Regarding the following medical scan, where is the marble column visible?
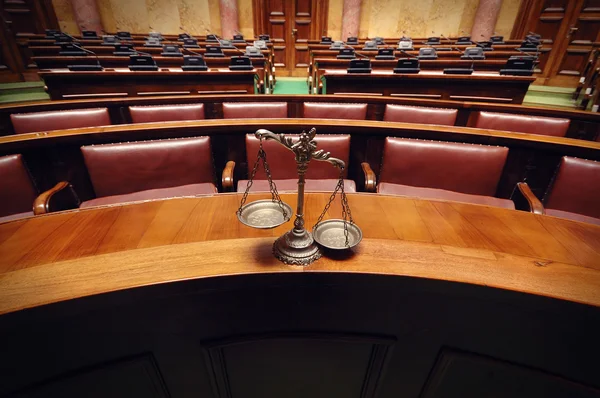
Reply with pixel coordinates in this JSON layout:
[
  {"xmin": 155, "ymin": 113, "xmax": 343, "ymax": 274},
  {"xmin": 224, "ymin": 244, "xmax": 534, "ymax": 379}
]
[
  {"xmin": 341, "ymin": 0, "xmax": 361, "ymax": 40},
  {"xmin": 471, "ymin": 0, "xmax": 503, "ymax": 41},
  {"xmin": 70, "ymin": 0, "xmax": 103, "ymax": 34},
  {"xmin": 219, "ymin": 0, "xmax": 239, "ymax": 39}
]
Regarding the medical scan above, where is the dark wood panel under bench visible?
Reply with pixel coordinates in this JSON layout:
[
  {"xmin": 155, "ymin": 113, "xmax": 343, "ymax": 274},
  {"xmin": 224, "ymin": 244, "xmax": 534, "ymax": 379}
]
[
  {"xmin": 39, "ymin": 70, "xmax": 260, "ymax": 100},
  {"xmin": 321, "ymin": 71, "xmax": 536, "ymax": 104}
]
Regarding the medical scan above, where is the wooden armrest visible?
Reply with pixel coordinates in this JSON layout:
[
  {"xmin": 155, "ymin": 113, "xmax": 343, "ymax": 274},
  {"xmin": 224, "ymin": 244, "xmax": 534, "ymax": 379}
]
[
  {"xmin": 516, "ymin": 182, "xmax": 545, "ymax": 215},
  {"xmin": 33, "ymin": 181, "xmax": 79, "ymax": 215},
  {"xmin": 222, "ymin": 161, "xmax": 236, "ymax": 191},
  {"xmin": 361, "ymin": 162, "xmax": 377, "ymax": 192}
]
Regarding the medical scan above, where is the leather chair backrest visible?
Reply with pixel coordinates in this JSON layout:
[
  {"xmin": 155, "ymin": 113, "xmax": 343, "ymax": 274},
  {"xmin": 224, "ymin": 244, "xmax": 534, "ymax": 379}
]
[
  {"xmin": 383, "ymin": 104, "xmax": 458, "ymax": 126},
  {"xmin": 129, "ymin": 104, "xmax": 205, "ymax": 123},
  {"xmin": 544, "ymin": 156, "xmax": 600, "ymax": 219},
  {"xmin": 380, "ymin": 138, "xmax": 508, "ymax": 196},
  {"xmin": 81, "ymin": 137, "xmax": 214, "ymax": 198},
  {"xmin": 0, "ymin": 154, "xmax": 37, "ymax": 217},
  {"xmin": 303, "ymin": 102, "xmax": 368, "ymax": 120},
  {"xmin": 223, "ymin": 102, "xmax": 288, "ymax": 118},
  {"xmin": 245, "ymin": 134, "xmax": 350, "ymax": 180},
  {"xmin": 472, "ymin": 111, "xmax": 570, "ymax": 137},
  {"xmin": 11, "ymin": 108, "xmax": 111, "ymax": 134}
]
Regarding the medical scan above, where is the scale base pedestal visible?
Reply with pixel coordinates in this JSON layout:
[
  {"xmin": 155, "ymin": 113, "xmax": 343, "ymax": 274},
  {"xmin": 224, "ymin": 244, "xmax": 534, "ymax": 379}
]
[{"xmin": 273, "ymin": 229, "xmax": 322, "ymax": 266}]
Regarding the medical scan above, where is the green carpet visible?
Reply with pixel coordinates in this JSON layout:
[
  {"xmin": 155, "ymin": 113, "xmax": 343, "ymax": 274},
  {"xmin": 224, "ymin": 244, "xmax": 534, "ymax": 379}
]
[
  {"xmin": 0, "ymin": 79, "xmax": 578, "ymax": 109},
  {"xmin": 273, "ymin": 77, "xmax": 309, "ymax": 95},
  {"xmin": 0, "ymin": 81, "xmax": 49, "ymax": 103}
]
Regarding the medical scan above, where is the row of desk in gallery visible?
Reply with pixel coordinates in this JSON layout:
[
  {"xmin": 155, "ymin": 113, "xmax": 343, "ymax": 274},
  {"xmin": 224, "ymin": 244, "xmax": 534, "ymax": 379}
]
[{"xmin": 38, "ymin": 68, "xmax": 534, "ymax": 103}]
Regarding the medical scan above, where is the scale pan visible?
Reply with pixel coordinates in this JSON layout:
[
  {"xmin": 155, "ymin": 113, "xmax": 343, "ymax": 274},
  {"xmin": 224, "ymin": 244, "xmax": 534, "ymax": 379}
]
[
  {"xmin": 313, "ymin": 219, "xmax": 363, "ymax": 249},
  {"xmin": 237, "ymin": 199, "xmax": 293, "ymax": 229}
]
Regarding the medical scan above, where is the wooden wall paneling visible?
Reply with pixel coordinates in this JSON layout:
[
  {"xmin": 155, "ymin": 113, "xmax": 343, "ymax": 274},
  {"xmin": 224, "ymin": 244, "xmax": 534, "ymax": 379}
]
[
  {"xmin": 269, "ymin": 0, "xmax": 289, "ymax": 73},
  {"xmin": 536, "ymin": 0, "xmax": 576, "ymax": 81},
  {"xmin": 203, "ymin": 333, "xmax": 394, "ymax": 398},
  {"xmin": 0, "ymin": 12, "xmax": 24, "ymax": 82},
  {"xmin": 421, "ymin": 348, "xmax": 600, "ymax": 398},
  {"xmin": 0, "ymin": 0, "xmax": 59, "ymax": 81},
  {"xmin": 546, "ymin": 0, "xmax": 600, "ymax": 86},
  {"xmin": 253, "ymin": 0, "xmax": 328, "ymax": 75},
  {"xmin": 11, "ymin": 354, "xmax": 171, "ymax": 398}
]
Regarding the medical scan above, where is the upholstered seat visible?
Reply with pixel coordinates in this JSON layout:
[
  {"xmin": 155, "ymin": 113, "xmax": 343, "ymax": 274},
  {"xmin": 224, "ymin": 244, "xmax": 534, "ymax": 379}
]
[
  {"xmin": 383, "ymin": 104, "xmax": 458, "ymax": 126},
  {"xmin": 377, "ymin": 183, "xmax": 514, "ymax": 209},
  {"xmin": 237, "ymin": 179, "xmax": 356, "ymax": 193},
  {"xmin": 223, "ymin": 102, "xmax": 288, "ymax": 118},
  {"xmin": 236, "ymin": 134, "xmax": 356, "ymax": 193},
  {"xmin": 303, "ymin": 102, "xmax": 368, "ymax": 120},
  {"xmin": 544, "ymin": 209, "xmax": 600, "ymax": 226},
  {"xmin": 0, "ymin": 154, "xmax": 37, "ymax": 222},
  {"xmin": 542, "ymin": 156, "xmax": 600, "ymax": 225},
  {"xmin": 80, "ymin": 183, "xmax": 216, "ymax": 208},
  {"xmin": 129, "ymin": 104, "xmax": 205, "ymax": 123},
  {"xmin": 375, "ymin": 138, "xmax": 511, "ymax": 209},
  {"xmin": 472, "ymin": 111, "xmax": 570, "ymax": 137},
  {"xmin": 11, "ymin": 108, "xmax": 111, "ymax": 134},
  {"xmin": 81, "ymin": 136, "xmax": 217, "ymax": 207}
]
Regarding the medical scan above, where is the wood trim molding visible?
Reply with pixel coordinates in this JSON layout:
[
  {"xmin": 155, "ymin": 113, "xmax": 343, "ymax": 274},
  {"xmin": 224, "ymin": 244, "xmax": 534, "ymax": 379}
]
[
  {"xmin": 252, "ymin": 0, "xmax": 267, "ymax": 37},
  {"xmin": 511, "ymin": 0, "xmax": 539, "ymax": 39},
  {"xmin": 203, "ymin": 332, "xmax": 394, "ymax": 398},
  {"xmin": 312, "ymin": 0, "xmax": 329, "ymax": 38}
]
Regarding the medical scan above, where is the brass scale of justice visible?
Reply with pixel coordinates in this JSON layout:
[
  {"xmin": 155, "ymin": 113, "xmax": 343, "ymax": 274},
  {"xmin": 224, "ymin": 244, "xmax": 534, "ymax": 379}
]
[{"xmin": 236, "ymin": 128, "xmax": 363, "ymax": 266}]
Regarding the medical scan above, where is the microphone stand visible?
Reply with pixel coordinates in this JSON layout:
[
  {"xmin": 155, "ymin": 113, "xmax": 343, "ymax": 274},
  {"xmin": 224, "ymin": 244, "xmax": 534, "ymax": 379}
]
[
  {"xmin": 443, "ymin": 46, "xmax": 474, "ymax": 75},
  {"xmin": 58, "ymin": 34, "xmax": 103, "ymax": 71}
]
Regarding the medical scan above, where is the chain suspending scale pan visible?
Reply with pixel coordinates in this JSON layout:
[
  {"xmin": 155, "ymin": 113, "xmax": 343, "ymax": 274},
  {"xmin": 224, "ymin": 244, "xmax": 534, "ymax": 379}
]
[{"xmin": 237, "ymin": 128, "xmax": 362, "ymax": 266}]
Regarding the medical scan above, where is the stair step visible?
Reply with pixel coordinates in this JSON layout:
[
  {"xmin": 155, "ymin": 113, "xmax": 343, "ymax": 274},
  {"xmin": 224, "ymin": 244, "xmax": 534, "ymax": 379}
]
[{"xmin": 0, "ymin": 92, "xmax": 50, "ymax": 104}]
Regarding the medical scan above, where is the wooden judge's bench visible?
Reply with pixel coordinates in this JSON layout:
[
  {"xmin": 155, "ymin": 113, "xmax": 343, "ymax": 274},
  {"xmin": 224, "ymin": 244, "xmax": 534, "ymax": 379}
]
[
  {"xmin": 40, "ymin": 69, "xmax": 260, "ymax": 99},
  {"xmin": 0, "ymin": 191, "xmax": 599, "ymax": 397}
]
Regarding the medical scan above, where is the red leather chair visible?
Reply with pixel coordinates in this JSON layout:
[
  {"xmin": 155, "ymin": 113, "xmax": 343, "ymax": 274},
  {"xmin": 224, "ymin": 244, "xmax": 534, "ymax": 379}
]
[
  {"xmin": 303, "ymin": 102, "xmax": 368, "ymax": 120},
  {"xmin": 129, "ymin": 104, "xmax": 205, "ymax": 123},
  {"xmin": 222, "ymin": 102, "xmax": 288, "ymax": 118},
  {"xmin": 472, "ymin": 111, "xmax": 570, "ymax": 137},
  {"xmin": 542, "ymin": 156, "xmax": 600, "ymax": 225},
  {"xmin": 373, "ymin": 137, "xmax": 513, "ymax": 209},
  {"xmin": 0, "ymin": 154, "xmax": 37, "ymax": 222},
  {"xmin": 383, "ymin": 104, "xmax": 458, "ymax": 126},
  {"xmin": 11, "ymin": 108, "xmax": 111, "ymax": 134},
  {"xmin": 80, "ymin": 137, "xmax": 217, "ymax": 208},
  {"xmin": 233, "ymin": 134, "xmax": 356, "ymax": 193}
]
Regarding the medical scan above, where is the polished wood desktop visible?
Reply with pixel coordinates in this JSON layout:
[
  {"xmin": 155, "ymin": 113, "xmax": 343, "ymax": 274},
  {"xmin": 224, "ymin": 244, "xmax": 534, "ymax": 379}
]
[
  {"xmin": 321, "ymin": 70, "xmax": 536, "ymax": 103},
  {"xmin": 39, "ymin": 69, "xmax": 259, "ymax": 99},
  {"xmin": 1, "ymin": 192, "xmax": 599, "ymax": 315}
]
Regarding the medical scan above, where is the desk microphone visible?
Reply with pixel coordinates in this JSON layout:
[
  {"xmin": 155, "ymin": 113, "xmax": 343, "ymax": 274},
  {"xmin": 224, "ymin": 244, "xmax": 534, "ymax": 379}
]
[
  {"xmin": 65, "ymin": 42, "xmax": 104, "ymax": 71},
  {"xmin": 471, "ymin": 34, "xmax": 493, "ymax": 51},
  {"xmin": 342, "ymin": 42, "xmax": 371, "ymax": 60},
  {"xmin": 398, "ymin": 49, "xmax": 417, "ymax": 58},
  {"xmin": 443, "ymin": 46, "xmax": 474, "ymax": 75},
  {"xmin": 341, "ymin": 42, "xmax": 372, "ymax": 73},
  {"xmin": 436, "ymin": 33, "xmax": 454, "ymax": 51},
  {"xmin": 394, "ymin": 49, "xmax": 420, "ymax": 73},
  {"xmin": 211, "ymin": 32, "xmax": 254, "ymax": 70},
  {"xmin": 181, "ymin": 46, "xmax": 208, "ymax": 71}
]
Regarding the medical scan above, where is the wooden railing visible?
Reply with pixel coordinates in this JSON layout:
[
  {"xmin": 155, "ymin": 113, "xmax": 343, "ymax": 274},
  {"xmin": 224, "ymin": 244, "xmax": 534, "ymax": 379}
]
[
  {"xmin": 1, "ymin": 118, "xmax": 598, "ymax": 206},
  {"xmin": 1, "ymin": 95, "xmax": 598, "ymax": 140}
]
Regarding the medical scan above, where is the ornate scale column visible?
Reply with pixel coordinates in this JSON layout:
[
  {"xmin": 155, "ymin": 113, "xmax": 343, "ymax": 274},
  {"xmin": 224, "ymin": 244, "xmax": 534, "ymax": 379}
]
[
  {"xmin": 69, "ymin": 0, "xmax": 103, "ymax": 34},
  {"xmin": 471, "ymin": 0, "xmax": 503, "ymax": 41}
]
